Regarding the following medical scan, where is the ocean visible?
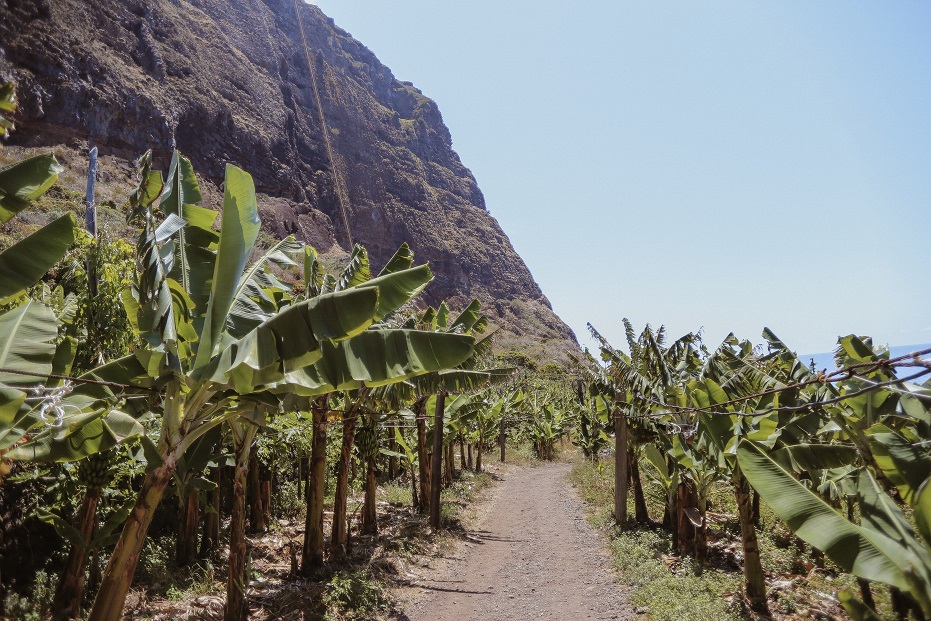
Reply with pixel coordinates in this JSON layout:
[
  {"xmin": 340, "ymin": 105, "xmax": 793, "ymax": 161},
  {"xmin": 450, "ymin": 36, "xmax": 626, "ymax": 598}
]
[{"xmin": 801, "ymin": 343, "xmax": 931, "ymax": 374}]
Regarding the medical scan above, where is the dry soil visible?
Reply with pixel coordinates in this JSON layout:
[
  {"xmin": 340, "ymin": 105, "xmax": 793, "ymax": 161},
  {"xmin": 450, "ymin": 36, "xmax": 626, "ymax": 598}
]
[{"xmin": 400, "ymin": 462, "xmax": 633, "ymax": 621}]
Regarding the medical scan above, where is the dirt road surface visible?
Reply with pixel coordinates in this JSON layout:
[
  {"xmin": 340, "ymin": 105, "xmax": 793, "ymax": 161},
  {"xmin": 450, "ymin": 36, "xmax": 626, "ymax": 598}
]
[{"xmin": 401, "ymin": 462, "xmax": 633, "ymax": 621}]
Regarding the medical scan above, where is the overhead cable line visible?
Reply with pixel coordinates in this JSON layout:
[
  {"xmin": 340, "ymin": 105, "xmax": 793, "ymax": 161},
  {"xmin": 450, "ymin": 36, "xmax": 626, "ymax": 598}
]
[{"xmin": 292, "ymin": 0, "xmax": 354, "ymax": 248}]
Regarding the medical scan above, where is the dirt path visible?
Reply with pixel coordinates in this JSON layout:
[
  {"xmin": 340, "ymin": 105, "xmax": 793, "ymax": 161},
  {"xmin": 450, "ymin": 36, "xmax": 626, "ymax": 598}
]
[{"xmin": 400, "ymin": 463, "xmax": 633, "ymax": 621}]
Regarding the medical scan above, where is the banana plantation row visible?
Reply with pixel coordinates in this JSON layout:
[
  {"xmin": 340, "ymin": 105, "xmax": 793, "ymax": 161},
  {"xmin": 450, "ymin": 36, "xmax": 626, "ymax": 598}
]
[
  {"xmin": 0, "ymin": 84, "xmax": 573, "ymax": 620},
  {"xmin": 579, "ymin": 321, "xmax": 931, "ymax": 620},
  {"xmin": 2, "ymin": 81, "xmax": 930, "ymax": 621}
]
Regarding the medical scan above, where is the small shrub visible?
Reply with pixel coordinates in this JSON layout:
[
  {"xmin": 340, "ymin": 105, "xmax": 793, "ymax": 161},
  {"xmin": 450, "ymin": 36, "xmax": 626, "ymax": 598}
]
[
  {"xmin": 507, "ymin": 441, "xmax": 543, "ymax": 467},
  {"xmin": 380, "ymin": 482, "xmax": 412, "ymax": 506},
  {"xmin": 2, "ymin": 570, "xmax": 55, "ymax": 621},
  {"xmin": 323, "ymin": 570, "xmax": 393, "ymax": 620},
  {"xmin": 138, "ymin": 535, "xmax": 176, "ymax": 585},
  {"xmin": 272, "ymin": 478, "xmax": 306, "ymax": 519}
]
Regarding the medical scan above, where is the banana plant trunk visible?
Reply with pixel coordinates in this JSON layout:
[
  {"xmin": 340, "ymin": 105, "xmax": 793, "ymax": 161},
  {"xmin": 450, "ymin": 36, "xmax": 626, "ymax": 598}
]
[
  {"xmin": 302, "ymin": 401, "xmax": 328, "ymax": 572},
  {"xmin": 444, "ymin": 442, "xmax": 454, "ymax": 485},
  {"xmin": 226, "ymin": 424, "xmax": 256, "ymax": 621},
  {"xmin": 416, "ymin": 403, "xmax": 430, "ymax": 514},
  {"xmin": 847, "ymin": 499, "xmax": 876, "ymax": 611},
  {"xmin": 467, "ymin": 442, "xmax": 474, "ymax": 470},
  {"xmin": 499, "ymin": 419, "xmax": 506, "ymax": 463},
  {"xmin": 330, "ymin": 412, "xmax": 357, "ymax": 560},
  {"xmin": 676, "ymin": 480, "xmax": 697, "ymax": 553},
  {"xmin": 52, "ymin": 486, "xmax": 101, "ymax": 620},
  {"xmin": 734, "ymin": 472, "xmax": 768, "ymax": 613},
  {"xmin": 629, "ymin": 449, "xmax": 649, "ymax": 523},
  {"xmin": 614, "ymin": 409, "xmax": 628, "ymax": 529},
  {"xmin": 409, "ymin": 462, "xmax": 419, "ymax": 508},
  {"xmin": 88, "ymin": 455, "xmax": 175, "ymax": 621},
  {"xmin": 429, "ymin": 391, "xmax": 446, "ymax": 530},
  {"xmin": 459, "ymin": 434, "xmax": 467, "ymax": 472},
  {"xmin": 260, "ymin": 471, "xmax": 271, "ymax": 527},
  {"xmin": 201, "ymin": 446, "xmax": 222, "ymax": 556},
  {"xmin": 388, "ymin": 433, "xmax": 398, "ymax": 480},
  {"xmin": 476, "ymin": 430, "xmax": 483, "ymax": 473},
  {"xmin": 361, "ymin": 455, "xmax": 377, "ymax": 534},
  {"xmin": 248, "ymin": 455, "xmax": 266, "ymax": 533},
  {"xmin": 696, "ymin": 494, "xmax": 708, "ymax": 564},
  {"xmin": 176, "ymin": 489, "xmax": 200, "ymax": 565}
]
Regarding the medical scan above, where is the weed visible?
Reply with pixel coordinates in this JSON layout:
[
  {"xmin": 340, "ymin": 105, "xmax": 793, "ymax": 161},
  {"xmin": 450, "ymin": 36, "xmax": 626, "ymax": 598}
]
[
  {"xmin": 272, "ymin": 479, "xmax": 306, "ymax": 520},
  {"xmin": 631, "ymin": 558, "xmax": 742, "ymax": 621},
  {"xmin": 323, "ymin": 569, "xmax": 393, "ymax": 620},
  {"xmin": 571, "ymin": 457, "xmax": 745, "ymax": 621},
  {"xmin": 380, "ymin": 482, "xmax": 412, "ymax": 506},
  {"xmin": 2, "ymin": 570, "xmax": 55, "ymax": 621},
  {"xmin": 506, "ymin": 441, "xmax": 543, "ymax": 467},
  {"xmin": 138, "ymin": 536, "xmax": 175, "ymax": 585}
]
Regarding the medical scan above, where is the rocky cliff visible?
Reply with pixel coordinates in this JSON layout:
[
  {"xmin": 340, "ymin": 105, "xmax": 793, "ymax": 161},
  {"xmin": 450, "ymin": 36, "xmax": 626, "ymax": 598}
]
[{"xmin": 0, "ymin": 0, "xmax": 578, "ymax": 362}]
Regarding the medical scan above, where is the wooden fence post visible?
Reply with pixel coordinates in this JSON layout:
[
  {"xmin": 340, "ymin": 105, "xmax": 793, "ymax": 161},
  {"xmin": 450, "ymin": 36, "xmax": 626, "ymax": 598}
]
[{"xmin": 84, "ymin": 146, "xmax": 98, "ymax": 238}]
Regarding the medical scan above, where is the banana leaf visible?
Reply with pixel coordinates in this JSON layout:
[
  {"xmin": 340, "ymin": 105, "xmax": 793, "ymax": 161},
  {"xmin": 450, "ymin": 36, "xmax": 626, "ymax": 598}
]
[
  {"xmin": 193, "ymin": 164, "xmax": 260, "ymax": 369},
  {"xmin": 8, "ymin": 408, "xmax": 145, "ymax": 462},
  {"xmin": 771, "ymin": 443, "xmax": 858, "ymax": 473},
  {"xmin": 276, "ymin": 330, "xmax": 474, "ymax": 396},
  {"xmin": 738, "ymin": 439, "xmax": 922, "ymax": 591},
  {"xmin": 0, "ymin": 154, "xmax": 63, "ymax": 222},
  {"xmin": 866, "ymin": 423, "xmax": 931, "ymax": 506},
  {"xmin": 377, "ymin": 243, "xmax": 414, "ymax": 276},
  {"xmin": 0, "ymin": 300, "xmax": 59, "ymax": 386},
  {"xmin": 199, "ymin": 287, "xmax": 379, "ymax": 392},
  {"xmin": 0, "ymin": 213, "xmax": 76, "ymax": 303}
]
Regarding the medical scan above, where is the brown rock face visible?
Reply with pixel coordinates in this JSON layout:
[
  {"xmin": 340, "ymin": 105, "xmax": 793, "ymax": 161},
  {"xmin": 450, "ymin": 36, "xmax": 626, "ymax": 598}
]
[{"xmin": 0, "ymin": 0, "xmax": 578, "ymax": 362}]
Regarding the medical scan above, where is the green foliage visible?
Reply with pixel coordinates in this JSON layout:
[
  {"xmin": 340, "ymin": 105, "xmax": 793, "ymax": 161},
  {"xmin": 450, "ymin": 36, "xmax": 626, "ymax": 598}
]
[
  {"xmin": 2, "ymin": 570, "xmax": 56, "ymax": 621},
  {"xmin": 380, "ymin": 482, "xmax": 412, "ymax": 506},
  {"xmin": 629, "ymin": 556, "xmax": 741, "ymax": 621},
  {"xmin": 571, "ymin": 457, "xmax": 742, "ymax": 621},
  {"xmin": 323, "ymin": 570, "xmax": 393, "ymax": 620},
  {"xmin": 55, "ymin": 233, "xmax": 136, "ymax": 372},
  {"xmin": 0, "ymin": 81, "xmax": 15, "ymax": 138},
  {"xmin": 580, "ymin": 315, "xmax": 931, "ymax": 617},
  {"xmin": 0, "ymin": 153, "xmax": 63, "ymax": 223}
]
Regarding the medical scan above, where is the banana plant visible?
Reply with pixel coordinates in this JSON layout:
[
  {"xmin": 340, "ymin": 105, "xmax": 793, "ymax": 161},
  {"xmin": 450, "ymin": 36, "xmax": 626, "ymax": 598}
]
[
  {"xmin": 288, "ymin": 245, "xmax": 477, "ymax": 567},
  {"xmin": 84, "ymin": 151, "xmax": 429, "ymax": 621},
  {"xmin": 368, "ymin": 301, "xmax": 509, "ymax": 530},
  {"xmin": 448, "ymin": 392, "xmax": 503, "ymax": 472},
  {"xmin": 738, "ymin": 335, "xmax": 931, "ymax": 620},
  {"xmin": 670, "ymin": 432, "xmax": 725, "ymax": 561},
  {"xmin": 685, "ymin": 333, "xmax": 788, "ymax": 614},
  {"xmin": 739, "ymin": 438, "xmax": 931, "ymax": 620},
  {"xmin": 388, "ymin": 417, "xmax": 420, "ymax": 508},
  {"xmin": 573, "ymin": 394, "xmax": 612, "ymax": 461},
  {"xmin": 587, "ymin": 321, "xmax": 702, "ymax": 528},
  {"xmin": 0, "ymin": 120, "xmax": 139, "ymax": 471},
  {"xmin": 0, "ymin": 131, "xmax": 146, "ymax": 620}
]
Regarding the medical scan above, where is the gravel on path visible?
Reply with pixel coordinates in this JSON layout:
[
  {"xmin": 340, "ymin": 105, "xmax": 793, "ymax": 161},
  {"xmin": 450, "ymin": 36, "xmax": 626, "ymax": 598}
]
[{"xmin": 400, "ymin": 462, "xmax": 634, "ymax": 621}]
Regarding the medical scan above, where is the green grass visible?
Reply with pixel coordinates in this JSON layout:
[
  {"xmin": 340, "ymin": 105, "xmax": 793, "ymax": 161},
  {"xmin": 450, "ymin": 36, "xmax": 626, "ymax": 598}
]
[
  {"xmin": 323, "ymin": 569, "xmax": 394, "ymax": 620},
  {"xmin": 570, "ymin": 458, "xmax": 744, "ymax": 621},
  {"xmin": 380, "ymin": 481, "xmax": 413, "ymax": 506},
  {"xmin": 569, "ymin": 455, "xmax": 908, "ymax": 621},
  {"xmin": 505, "ymin": 441, "xmax": 544, "ymax": 466}
]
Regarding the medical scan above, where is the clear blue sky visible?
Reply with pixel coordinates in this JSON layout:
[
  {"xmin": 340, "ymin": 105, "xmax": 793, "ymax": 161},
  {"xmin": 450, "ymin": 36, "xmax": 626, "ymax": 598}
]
[{"xmin": 311, "ymin": 1, "xmax": 931, "ymax": 356}]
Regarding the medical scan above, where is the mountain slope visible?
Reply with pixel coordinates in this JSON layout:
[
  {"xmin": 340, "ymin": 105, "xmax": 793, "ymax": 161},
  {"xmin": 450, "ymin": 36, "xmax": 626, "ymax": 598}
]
[{"xmin": 0, "ymin": 0, "xmax": 578, "ymax": 362}]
